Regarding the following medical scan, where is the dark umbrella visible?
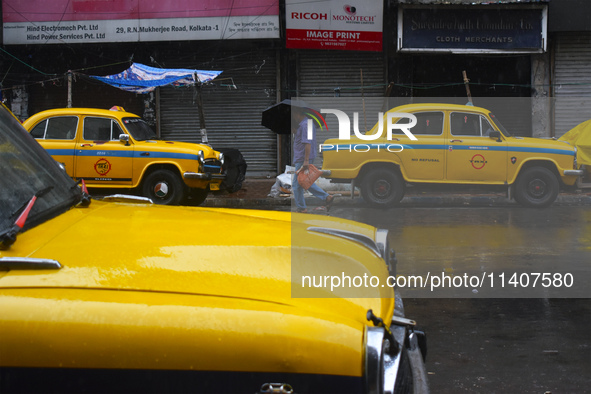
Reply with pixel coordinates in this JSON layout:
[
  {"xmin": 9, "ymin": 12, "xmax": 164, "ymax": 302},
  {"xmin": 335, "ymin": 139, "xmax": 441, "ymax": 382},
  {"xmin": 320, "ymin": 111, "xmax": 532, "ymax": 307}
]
[{"xmin": 261, "ymin": 99, "xmax": 312, "ymax": 134}]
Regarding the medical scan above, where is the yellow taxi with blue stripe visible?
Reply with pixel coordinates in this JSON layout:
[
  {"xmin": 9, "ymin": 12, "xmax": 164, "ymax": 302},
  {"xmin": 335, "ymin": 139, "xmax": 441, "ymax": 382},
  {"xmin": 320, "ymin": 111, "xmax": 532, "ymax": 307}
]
[
  {"xmin": 1, "ymin": 104, "xmax": 427, "ymax": 393},
  {"xmin": 23, "ymin": 106, "xmax": 242, "ymax": 205},
  {"xmin": 321, "ymin": 103, "xmax": 585, "ymax": 208}
]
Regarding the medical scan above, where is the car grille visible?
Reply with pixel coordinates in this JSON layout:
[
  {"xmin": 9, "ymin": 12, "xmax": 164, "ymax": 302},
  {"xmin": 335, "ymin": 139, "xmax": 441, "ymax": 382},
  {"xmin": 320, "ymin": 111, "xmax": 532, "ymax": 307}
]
[{"xmin": 203, "ymin": 158, "xmax": 222, "ymax": 174}]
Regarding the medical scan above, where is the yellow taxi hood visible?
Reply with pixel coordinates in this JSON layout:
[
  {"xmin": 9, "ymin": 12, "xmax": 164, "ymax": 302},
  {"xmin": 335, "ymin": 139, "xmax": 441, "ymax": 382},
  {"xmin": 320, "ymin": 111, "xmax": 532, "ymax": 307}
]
[
  {"xmin": 507, "ymin": 135, "xmax": 576, "ymax": 150},
  {"xmin": 134, "ymin": 139, "xmax": 218, "ymax": 157},
  {"xmin": 559, "ymin": 118, "xmax": 591, "ymax": 165},
  {"xmin": 0, "ymin": 202, "xmax": 393, "ymax": 327}
]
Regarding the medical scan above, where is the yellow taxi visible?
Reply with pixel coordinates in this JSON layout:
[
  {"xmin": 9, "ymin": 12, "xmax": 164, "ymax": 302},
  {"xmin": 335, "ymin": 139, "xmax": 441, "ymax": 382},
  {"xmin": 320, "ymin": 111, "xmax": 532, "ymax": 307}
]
[
  {"xmin": 1, "ymin": 105, "xmax": 428, "ymax": 393},
  {"xmin": 22, "ymin": 107, "xmax": 243, "ymax": 205},
  {"xmin": 321, "ymin": 103, "xmax": 585, "ymax": 208}
]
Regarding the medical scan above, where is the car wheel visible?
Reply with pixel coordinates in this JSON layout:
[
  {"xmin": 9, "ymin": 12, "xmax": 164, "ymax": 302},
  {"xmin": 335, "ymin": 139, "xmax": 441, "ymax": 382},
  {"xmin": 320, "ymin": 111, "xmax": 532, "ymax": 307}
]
[
  {"xmin": 142, "ymin": 169, "xmax": 185, "ymax": 205},
  {"xmin": 514, "ymin": 166, "xmax": 559, "ymax": 208},
  {"xmin": 185, "ymin": 188, "xmax": 209, "ymax": 206},
  {"xmin": 361, "ymin": 168, "xmax": 405, "ymax": 208}
]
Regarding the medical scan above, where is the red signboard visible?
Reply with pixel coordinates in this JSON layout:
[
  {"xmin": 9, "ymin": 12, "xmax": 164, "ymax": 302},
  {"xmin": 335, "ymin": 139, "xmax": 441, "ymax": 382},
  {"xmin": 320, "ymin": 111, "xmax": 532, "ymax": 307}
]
[
  {"xmin": 285, "ymin": 0, "xmax": 383, "ymax": 52},
  {"xmin": 286, "ymin": 29, "xmax": 382, "ymax": 51}
]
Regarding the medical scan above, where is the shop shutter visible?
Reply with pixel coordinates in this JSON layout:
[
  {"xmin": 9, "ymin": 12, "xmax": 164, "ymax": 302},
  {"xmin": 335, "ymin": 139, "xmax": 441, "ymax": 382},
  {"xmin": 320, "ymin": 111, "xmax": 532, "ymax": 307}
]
[
  {"xmin": 553, "ymin": 32, "xmax": 591, "ymax": 137},
  {"xmin": 159, "ymin": 48, "xmax": 278, "ymax": 177},
  {"xmin": 297, "ymin": 50, "xmax": 387, "ymax": 160}
]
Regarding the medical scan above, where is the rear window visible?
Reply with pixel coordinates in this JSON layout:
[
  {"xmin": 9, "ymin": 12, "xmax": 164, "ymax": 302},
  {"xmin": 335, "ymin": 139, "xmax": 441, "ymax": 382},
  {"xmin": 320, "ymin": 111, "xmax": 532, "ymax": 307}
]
[
  {"xmin": 30, "ymin": 117, "xmax": 78, "ymax": 140},
  {"xmin": 393, "ymin": 111, "xmax": 444, "ymax": 136}
]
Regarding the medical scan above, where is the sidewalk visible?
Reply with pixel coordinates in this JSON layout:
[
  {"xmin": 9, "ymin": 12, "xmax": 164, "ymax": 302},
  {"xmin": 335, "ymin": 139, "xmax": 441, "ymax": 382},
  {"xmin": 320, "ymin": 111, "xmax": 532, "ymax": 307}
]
[{"xmin": 202, "ymin": 178, "xmax": 591, "ymax": 209}]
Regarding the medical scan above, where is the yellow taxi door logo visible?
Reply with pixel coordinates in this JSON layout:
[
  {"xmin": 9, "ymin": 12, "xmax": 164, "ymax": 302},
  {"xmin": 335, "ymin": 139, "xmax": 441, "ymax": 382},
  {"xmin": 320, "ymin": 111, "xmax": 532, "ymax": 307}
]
[
  {"xmin": 470, "ymin": 154, "xmax": 487, "ymax": 170},
  {"xmin": 94, "ymin": 158, "xmax": 111, "ymax": 175}
]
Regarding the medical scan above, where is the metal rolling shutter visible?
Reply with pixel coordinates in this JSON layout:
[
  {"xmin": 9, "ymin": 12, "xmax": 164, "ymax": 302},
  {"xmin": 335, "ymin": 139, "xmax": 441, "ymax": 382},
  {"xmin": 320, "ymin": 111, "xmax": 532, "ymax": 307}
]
[
  {"xmin": 159, "ymin": 49, "xmax": 278, "ymax": 177},
  {"xmin": 298, "ymin": 50, "xmax": 386, "ymax": 97},
  {"xmin": 297, "ymin": 50, "xmax": 387, "ymax": 159},
  {"xmin": 553, "ymin": 32, "xmax": 591, "ymax": 137}
]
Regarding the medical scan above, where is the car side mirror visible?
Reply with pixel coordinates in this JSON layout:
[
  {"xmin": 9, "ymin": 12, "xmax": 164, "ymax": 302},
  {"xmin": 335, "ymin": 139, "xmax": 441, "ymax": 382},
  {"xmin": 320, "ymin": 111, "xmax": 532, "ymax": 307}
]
[
  {"xmin": 54, "ymin": 160, "xmax": 67, "ymax": 172},
  {"xmin": 119, "ymin": 134, "xmax": 130, "ymax": 146},
  {"xmin": 489, "ymin": 130, "xmax": 502, "ymax": 142}
]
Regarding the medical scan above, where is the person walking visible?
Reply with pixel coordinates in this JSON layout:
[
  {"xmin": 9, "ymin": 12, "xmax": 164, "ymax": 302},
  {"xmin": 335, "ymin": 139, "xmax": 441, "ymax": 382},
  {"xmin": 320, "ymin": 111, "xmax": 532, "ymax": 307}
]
[{"xmin": 291, "ymin": 106, "xmax": 334, "ymax": 213}]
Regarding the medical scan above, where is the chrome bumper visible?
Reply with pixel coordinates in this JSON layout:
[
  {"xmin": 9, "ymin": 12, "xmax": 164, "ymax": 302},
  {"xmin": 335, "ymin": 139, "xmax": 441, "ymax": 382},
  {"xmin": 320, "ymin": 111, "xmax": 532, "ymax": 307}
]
[
  {"xmin": 183, "ymin": 172, "xmax": 226, "ymax": 180},
  {"xmin": 564, "ymin": 169, "xmax": 586, "ymax": 176},
  {"xmin": 364, "ymin": 315, "xmax": 429, "ymax": 394}
]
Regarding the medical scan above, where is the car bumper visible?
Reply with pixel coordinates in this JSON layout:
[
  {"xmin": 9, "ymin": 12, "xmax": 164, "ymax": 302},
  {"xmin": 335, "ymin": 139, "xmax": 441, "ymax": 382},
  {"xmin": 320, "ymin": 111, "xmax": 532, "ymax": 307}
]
[
  {"xmin": 183, "ymin": 172, "xmax": 226, "ymax": 181},
  {"xmin": 564, "ymin": 169, "xmax": 586, "ymax": 176}
]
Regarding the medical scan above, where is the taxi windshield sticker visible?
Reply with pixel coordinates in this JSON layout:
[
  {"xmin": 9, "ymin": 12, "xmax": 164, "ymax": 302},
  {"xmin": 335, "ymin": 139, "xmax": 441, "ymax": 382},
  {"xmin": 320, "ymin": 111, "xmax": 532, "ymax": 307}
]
[{"xmin": 94, "ymin": 158, "xmax": 111, "ymax": 175}]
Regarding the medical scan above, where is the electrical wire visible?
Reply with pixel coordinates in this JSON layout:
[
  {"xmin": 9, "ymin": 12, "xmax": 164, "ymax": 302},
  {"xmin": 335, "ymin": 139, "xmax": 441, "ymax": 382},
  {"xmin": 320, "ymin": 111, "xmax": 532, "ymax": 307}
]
[{"xmin": 0, "ymin": 47, "xmax": 57, "ymax": 76}]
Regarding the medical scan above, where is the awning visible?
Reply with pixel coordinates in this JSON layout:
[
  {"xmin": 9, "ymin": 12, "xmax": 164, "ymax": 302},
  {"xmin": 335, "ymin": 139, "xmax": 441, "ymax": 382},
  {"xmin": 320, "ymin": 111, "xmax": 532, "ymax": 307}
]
[{"xmin": 90, "ymin": 63, "xmax": 222, "ymax": 94}]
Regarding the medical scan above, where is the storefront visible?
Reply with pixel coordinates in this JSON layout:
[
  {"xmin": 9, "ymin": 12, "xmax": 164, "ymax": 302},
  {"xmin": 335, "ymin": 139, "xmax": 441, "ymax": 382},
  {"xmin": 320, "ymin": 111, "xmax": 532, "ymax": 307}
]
[
  {"xmin": 390, "ymin": 0, "xmax": 548, "ymax": 137},
  {"xmin": 3, "ymin": 0, "xmax": 590, "ymax": 175},
  {"xmin": 1, "ymin": 0, "xmax": 282, "ymax": 177},
  {"xmin": 283, "ymin": 0, "xmax": 387, "ymax": 161},
  {"xmin": 155, "ymin": 41, "xmax": 280, "ymax": 177},
  {"xmin": 283, "ymin": 0, "xmax": 552, "ymax": 139}
]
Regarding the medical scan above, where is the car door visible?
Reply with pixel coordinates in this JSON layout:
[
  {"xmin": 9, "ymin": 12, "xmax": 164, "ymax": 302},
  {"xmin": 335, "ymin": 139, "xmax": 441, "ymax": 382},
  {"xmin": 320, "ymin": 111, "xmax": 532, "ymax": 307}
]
[
  {"xmin": 75, "ymin": 116, "xmax": 134, "ymax": 185},
  {"xmin": 446, "ymin": 111, "xmax": 507, "ymax": 183},
  {"xmin": 394, "ymin": 111, "xmax": 446, "ymax": 181},
  {"xmin": 29, "ymin": 116, "xmax": 79, "ymax": 177}
]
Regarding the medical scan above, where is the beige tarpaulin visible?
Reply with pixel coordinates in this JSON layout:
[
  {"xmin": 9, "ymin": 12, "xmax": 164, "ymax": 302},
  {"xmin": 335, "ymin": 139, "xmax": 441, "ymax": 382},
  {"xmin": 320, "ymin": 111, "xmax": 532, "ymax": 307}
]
[{"xmin": 559, "ymin": 119, "xmax": 591, "ymax": 166}]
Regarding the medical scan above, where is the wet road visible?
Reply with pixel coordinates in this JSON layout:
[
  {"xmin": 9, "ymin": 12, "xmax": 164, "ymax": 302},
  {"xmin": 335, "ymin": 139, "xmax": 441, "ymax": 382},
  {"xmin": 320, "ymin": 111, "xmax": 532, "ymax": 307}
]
[{"xmin": 328, "ymin": 205, "xmax": 591, "ymax": 393}]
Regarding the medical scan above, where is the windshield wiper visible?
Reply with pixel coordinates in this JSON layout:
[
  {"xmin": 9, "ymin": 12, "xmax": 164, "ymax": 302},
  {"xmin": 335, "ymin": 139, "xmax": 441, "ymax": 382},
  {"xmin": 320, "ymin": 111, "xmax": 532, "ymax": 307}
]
[
  {"xmin": 0, "ymin": 186, "xmax": 53, "ymax": 250},
  {"xmin": 74, "ymin": 179, "xmax": 92, "ymax": 207}
]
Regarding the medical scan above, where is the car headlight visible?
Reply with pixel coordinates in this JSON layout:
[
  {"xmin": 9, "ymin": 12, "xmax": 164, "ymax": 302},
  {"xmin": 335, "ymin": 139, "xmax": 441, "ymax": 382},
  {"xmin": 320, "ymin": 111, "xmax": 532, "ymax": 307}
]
[{"xmin": 197, "ymin": 150, "xmax": 205, "ymax": 166}]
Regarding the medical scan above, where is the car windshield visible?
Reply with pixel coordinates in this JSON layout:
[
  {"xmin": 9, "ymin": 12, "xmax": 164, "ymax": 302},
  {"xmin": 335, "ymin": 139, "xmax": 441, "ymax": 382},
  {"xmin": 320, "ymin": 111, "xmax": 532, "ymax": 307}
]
[
  {"xmin": 489, "ymin": 112, "xmax": 511, "ymax": 137},
  {"xmin": 0, "ymin": 106, "xmax": 81, "ymax": 235},
  {"xmin": 122, "ymin": 117, "xmax": 158, "ymax": 141}
]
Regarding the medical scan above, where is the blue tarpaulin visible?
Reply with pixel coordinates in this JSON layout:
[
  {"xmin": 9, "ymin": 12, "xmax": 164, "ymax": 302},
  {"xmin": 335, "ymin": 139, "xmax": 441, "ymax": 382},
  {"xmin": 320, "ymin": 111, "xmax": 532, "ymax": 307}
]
[{"xmin": 90, "ymin": 63, "xmax": 223, "ymax": 94}]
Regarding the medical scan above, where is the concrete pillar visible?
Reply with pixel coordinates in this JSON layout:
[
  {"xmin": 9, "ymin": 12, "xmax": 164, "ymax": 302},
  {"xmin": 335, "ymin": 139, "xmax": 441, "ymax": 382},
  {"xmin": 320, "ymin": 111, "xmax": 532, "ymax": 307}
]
[{"xmin": 531, "ymin": 53, "xmax": 552, "ymax": 138}]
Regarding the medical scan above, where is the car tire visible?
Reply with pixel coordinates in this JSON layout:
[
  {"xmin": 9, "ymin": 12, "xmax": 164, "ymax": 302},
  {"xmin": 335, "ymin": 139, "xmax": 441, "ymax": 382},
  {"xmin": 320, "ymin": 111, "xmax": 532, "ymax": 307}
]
[
  {"xmin": 361, "ymin": 168, "xmax": 405, "ymax": 208},
  {"xmin": 142, "ymin": 169, "xmax": 185, "ymax": 205},
  {"xmin": 185, "ymin": 188, "xmax": 209, "ymax": 206},
  {"xmin": 514, "ymin": 166, "xmax": 559, "ymax": 208}
]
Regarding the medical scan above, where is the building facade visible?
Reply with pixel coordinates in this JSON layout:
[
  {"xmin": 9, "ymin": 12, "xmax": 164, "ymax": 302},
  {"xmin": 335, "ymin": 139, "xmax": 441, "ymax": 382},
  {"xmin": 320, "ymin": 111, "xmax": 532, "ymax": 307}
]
[{"xmin": 1, "ymin": 0, "xmax": 590, "ymax": 176}]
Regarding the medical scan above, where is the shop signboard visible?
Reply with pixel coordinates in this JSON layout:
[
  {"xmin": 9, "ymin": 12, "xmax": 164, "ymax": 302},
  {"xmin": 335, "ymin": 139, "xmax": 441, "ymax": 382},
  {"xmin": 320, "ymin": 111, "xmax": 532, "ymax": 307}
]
[
  {"xmin": 398, "ymin": 6, "xmax": 547, "ymax": 53},
  {"xmin": 285, "ymin": 0, "xmax": 383, "ymax": 52},
  {"xmin": 2, "ymin": 0, "xmax": 279, "ymax": 45}
]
